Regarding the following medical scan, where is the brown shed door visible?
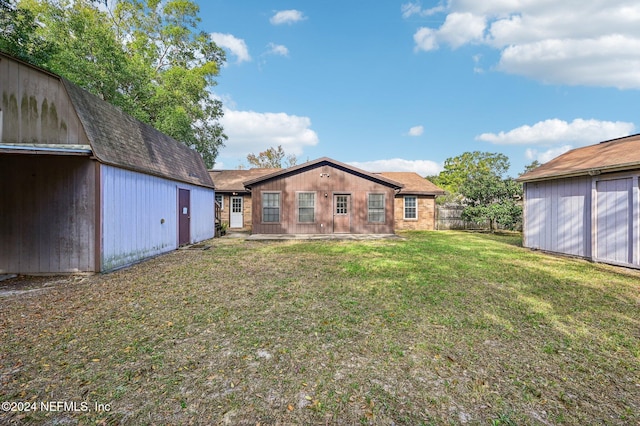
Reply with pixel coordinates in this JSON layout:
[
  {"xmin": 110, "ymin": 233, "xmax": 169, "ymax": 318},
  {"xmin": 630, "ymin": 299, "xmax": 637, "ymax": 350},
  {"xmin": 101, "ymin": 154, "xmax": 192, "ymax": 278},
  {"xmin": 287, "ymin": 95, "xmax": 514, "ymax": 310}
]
[
  {"xmin": 179, "ymin": 188, "xmax": 190, "ymax": 246},
  {"xmin": 333, "ymin": 194, "xmax": 350, "ymax": 233}
]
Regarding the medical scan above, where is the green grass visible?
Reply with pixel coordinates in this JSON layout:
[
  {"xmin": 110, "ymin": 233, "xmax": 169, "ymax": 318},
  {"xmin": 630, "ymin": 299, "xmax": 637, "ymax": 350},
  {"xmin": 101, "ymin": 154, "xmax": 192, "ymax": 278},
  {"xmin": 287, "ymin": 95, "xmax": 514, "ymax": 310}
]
[{"xmin": 0, "ymin": 231, "xmax": 638, "ymax": 425}]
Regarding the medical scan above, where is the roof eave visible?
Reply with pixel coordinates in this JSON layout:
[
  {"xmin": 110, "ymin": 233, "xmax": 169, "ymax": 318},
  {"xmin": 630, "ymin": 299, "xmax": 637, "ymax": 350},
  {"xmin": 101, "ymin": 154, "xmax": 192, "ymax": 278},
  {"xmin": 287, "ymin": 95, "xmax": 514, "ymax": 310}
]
[{"xmin": 518, "ymin": 162, "xmax": 640, "ymax": 183}]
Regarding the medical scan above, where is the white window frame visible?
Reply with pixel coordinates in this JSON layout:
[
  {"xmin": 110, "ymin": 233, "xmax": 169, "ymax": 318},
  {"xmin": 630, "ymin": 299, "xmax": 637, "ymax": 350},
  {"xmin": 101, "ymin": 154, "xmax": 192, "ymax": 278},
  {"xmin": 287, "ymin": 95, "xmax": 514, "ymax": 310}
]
[
  {"xmin": 367, "ymin": 193, "xmax": 386, "ymax": 223},
  {"xmin": 404, "ymin": 196, "xmax": 417, "ymax": 220},
  {"xmin": 215, "ymin": 193, "xmax": 224, "ymax": 210},
  {"xmin": 297, "ymin": 192, "xmax": 316, "ymax": 223},
  {"xmin": 262, "ymin": 192, "xmax": 281, "ymax": 223}
]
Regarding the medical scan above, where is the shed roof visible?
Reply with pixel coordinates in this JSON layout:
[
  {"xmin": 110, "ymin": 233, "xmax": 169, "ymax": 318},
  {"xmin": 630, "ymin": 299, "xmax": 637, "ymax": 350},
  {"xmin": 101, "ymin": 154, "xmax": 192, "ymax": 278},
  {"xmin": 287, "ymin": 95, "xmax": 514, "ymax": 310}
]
[
  {"xmin": 243, "ymin": 157, "xmax": 404, "ymax": 189},
  {"xmin": 0, "ymin": 52, "xmax": 213, "ymax": 188},
  {"xmin": 62, "ymin": 79, "xmax": 213, "ymax": 188},
  {"xmin": 209, "ymin": 168, "xmax": 276, "ymax": 193},
  {"xmin": 518, "ymin": 134, "xmax": 640, "ymax": 182},
  {"xmin": 377, "ymin": 172, "xmax": 445, "ymax": 195}
]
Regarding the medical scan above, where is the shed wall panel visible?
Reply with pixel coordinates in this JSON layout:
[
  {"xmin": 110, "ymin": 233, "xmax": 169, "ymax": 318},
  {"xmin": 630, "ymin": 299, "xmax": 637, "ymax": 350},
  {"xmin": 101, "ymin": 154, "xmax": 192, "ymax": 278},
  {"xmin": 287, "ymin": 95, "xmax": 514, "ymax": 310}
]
[
  {"xmin": 0, "ymin": 155, "xmax": 96, "ymax": 273},
  {"xmin": 100, "ymin": 165, "xmax": 214, "ymax": 271},
  {"xmin": 0, "ymin": 57, "xmax": 88, "ymax": 146},
  {"xmin": 595, "ymin": 178, "xmax": 632, "ymax": 265},
  {"xmin": 523, "ymin": 177, "xmax": 591, "ymax": 257}
]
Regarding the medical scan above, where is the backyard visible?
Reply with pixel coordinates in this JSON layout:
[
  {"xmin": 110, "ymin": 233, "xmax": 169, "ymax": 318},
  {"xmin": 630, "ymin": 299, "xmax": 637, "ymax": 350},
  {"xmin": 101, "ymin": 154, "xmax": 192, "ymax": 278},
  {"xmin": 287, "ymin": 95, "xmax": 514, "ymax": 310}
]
[{"xmin": 0, "ymin": 231, "xmax": 638, "ymax": 425}]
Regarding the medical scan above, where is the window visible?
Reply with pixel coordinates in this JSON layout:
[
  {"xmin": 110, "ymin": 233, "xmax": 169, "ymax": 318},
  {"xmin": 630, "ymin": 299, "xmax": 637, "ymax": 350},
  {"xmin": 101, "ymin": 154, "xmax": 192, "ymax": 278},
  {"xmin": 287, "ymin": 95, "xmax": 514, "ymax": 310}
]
[
  {"xmin": 215, "ymin": 194, "xmax": 224, "ymax": 210},
  {"xmin": 262, "ymin": 192, "xmax": 280, "ymax": 223},
  {"xmin": 404, "ymin": 196, "xmax": 417, "ymax": 219},
  {"xmin": 297, "ymin": 192, "xmax": 315, "ymax": 223},
  {"xmin": 335, "ymin": 195, "xmax": 348, "ymax": 215},
  {"xmin": 368, "ymin": 193, "xmax": 385, "ymax": 223}
]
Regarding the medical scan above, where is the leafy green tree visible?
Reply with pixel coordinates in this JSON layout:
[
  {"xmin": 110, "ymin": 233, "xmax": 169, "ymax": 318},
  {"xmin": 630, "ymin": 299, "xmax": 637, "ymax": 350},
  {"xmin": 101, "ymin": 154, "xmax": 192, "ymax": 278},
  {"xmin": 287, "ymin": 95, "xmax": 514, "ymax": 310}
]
[
  {"xmin": 459, "ymin": 173, "xmax": 522, "ymax": 231},
  {"xmin": 7, "ymin": 0, "xmax": 226, "ymax": 168},
  {"xmin": 523, "ymin": 160, "xmax": 541, "ymax": 174},
  {"xmin": 247, "ymin": 145, "xmax": 298, "ymax": 168},
  {"xmin": 433, "ymin": 151, "xmax": 510, "ymax": 202},
  {"xmin": 0, "ymin": 0, "xmax": 55, "ymax": 64}
]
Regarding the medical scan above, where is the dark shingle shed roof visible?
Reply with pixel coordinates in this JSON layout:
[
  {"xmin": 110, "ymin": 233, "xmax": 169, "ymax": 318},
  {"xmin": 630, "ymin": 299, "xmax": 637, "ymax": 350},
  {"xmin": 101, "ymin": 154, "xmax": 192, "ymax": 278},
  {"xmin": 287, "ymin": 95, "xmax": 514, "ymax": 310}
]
[{"xmin": 63, "ymin": 80, "xmax": 213, "ymax": 188}]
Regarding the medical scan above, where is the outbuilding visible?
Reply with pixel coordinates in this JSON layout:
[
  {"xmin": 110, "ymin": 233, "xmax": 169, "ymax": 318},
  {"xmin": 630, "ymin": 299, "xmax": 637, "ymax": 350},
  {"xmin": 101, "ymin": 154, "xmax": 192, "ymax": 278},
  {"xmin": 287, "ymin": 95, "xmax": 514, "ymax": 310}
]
[
  {"xmin": 518, "ymin": 134, "xmax": 640, "ymax": 268},
  {"xmin": 0, "ymin": 52, "xmax": 215, "ymax": 274}
]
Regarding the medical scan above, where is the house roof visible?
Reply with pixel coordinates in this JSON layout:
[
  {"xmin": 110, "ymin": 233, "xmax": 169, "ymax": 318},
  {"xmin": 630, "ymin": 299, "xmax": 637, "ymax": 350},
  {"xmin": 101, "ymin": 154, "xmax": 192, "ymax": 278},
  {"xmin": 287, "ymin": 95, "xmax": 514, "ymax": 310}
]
[
  {"xmin": 518, "ymin": 134, "xmax": 640, "ymax": 182},
  {"xmin": 63, "ymin": 80, "xmax": 213, "ymax": 188},
  {"xmin": 242, "ymin": 157, "xmax": 404, "ymax": 189},
  {"xmin": 377, "ymin": 172, "xmax": 445, "ymax": 195},
  {"xmin": 209, "ymin": 168, "xmax": 276, "ymax": 192},
  {"xmin": 1, "ymin": 52, "xmax": 213, "ymax": 188}
]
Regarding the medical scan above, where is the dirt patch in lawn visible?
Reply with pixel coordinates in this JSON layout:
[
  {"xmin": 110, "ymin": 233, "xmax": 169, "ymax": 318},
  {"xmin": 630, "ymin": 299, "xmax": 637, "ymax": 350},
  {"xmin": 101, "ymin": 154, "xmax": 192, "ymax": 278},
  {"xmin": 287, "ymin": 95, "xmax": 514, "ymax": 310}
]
[{"xmin": 0, "ymin": 233, "xmax": 638, "ymax": 425}]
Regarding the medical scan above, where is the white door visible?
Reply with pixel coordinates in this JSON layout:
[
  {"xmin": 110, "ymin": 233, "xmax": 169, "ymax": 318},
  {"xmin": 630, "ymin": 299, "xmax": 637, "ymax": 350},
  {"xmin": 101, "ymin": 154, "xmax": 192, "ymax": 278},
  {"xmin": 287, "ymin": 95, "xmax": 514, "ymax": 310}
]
[{"xmin": 230, "ymin": 196, "xmax": 243, "ymax": 228}]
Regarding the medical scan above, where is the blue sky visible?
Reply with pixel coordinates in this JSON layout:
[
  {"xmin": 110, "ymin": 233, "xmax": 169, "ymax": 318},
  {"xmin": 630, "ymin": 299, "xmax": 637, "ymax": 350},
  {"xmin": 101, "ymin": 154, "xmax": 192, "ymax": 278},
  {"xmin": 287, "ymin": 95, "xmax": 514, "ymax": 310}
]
[{"xmin": 198, "ymin": 1, "xmax": 639, "ymax": 176}]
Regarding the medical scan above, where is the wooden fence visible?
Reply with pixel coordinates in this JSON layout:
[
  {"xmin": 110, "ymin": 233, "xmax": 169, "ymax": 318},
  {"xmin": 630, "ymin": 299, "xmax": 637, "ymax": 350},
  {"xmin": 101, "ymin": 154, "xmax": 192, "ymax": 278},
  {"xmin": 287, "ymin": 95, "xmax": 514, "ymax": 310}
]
[{"xmin": 436, "ymin": 204, "xmax": 490, "ymax": 230}]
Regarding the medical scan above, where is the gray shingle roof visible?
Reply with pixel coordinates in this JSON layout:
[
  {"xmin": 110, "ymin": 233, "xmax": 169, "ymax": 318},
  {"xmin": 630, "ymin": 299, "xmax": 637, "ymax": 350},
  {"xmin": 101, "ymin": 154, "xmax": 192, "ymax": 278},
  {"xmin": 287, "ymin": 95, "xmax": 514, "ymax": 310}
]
[{"xmin": 63, "ymin": 79, "xmax": 213, "ymax": 188}]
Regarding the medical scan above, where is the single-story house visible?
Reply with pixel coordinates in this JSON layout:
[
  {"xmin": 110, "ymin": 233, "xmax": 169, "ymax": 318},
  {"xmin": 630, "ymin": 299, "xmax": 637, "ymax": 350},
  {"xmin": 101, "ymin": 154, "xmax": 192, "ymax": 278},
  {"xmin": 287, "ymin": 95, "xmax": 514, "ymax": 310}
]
[
  {"xmin": 0, "ymin": 52, "xmax": 215, "ymax": 274},
  {"xmin": 211, "ymin": 161, "xmax": 444, "ymax": 234},
  {"xmin": 209, "ymin": 168, "xmax": 275, "ymax": 231},
  {"xmin": 517, "ymin": 133, "xmax": 640, "ymax": 269},
  {"xmin": 377, "ymin": 172, "xmax": 445, "ymax": 231},
  {"xmin": 244, "ymin": 157, "xmax": 403, "ymax": 234}
]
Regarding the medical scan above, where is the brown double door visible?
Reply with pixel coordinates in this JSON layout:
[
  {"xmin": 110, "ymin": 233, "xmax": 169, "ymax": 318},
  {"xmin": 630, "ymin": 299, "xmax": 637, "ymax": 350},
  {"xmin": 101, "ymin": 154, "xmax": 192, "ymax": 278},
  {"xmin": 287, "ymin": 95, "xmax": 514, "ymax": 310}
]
[{"xmin": 333, "ymin": 194, "xmax": 350, "ymax": 233}]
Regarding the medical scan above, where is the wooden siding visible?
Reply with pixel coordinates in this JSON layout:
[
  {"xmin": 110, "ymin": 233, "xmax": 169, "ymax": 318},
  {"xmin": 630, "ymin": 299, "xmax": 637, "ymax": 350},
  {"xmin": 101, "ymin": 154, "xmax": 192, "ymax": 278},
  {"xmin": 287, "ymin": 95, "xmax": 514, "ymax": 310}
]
[
  {"xmin": 100, "ymin": 165, "xmax": 214, "ymax": 271},
  {"xmin": 0, "ymin": 155, "xmax": 96, "ymax": 273},
  {"xmin": 523, "ymin": 177, "xmax": 592, "ymax": 258},
  {"xmin": 250, "ymin": 164, "xmax": 395, "ymax": 234},
  {"xmin": 0, "ymin": 55, "xmax": 88, "ymax": 146},
  {"xmin": 393, "ymin": 195, "xmax": 437, "ymax": 230}
]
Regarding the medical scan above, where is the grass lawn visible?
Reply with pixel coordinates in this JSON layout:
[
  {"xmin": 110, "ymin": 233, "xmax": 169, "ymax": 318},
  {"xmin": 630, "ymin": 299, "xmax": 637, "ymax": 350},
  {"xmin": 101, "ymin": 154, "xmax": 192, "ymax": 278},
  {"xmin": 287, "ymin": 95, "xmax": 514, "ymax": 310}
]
[{"xmin": 0, "ymin": 231, "xmax": 638, "ymax": 425}]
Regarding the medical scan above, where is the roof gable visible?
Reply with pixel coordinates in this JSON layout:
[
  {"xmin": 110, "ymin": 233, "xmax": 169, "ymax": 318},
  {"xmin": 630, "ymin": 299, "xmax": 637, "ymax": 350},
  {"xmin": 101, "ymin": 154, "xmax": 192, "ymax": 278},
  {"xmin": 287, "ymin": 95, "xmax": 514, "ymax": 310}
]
[
  {"xmin": 377, "ymin": 172, "xmax": 444, "ymax": 195},
  {"xmin": 518, "ymin": 134, "xmax": 640, "ymax": 182},
  {"xmin": 209, "ymin": 168, "xmax": 276, "ymax": 192},
  {"xmin": 243, "ymin": 157, "xmax": 403, "ymax": 189}
]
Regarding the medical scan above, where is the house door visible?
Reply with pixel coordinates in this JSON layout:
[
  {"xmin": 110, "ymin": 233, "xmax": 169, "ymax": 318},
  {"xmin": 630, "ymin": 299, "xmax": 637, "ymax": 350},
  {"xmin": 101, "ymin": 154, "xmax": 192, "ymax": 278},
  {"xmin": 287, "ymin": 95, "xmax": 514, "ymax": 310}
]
[
  {"xmin": 333, "ymin": 194, "xmax": 350, "ymax": 233},
  {"xmin": 230, "ymin": 196, "xmax": 243, "ymax": 228},
  {"xmin": 595, "ymin": 178, "xmax": 633, "ymax": 264},
  {"xmin": 178, "ymin": 188, "xmax": 190, "ymax": 246}
]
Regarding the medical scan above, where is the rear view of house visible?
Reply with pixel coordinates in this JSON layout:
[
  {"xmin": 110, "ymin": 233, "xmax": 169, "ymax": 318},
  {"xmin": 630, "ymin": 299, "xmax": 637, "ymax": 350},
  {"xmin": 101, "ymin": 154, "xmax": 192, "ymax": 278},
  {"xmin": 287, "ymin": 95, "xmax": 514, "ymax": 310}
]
[
  {"xmin": 518, "ymin": 134, "xmax": 640, "ymax": 269},
  {"xmin": 244, "ymin": 158, "xmax": 403, "ymax": 234},
  {"xmin": 0, "ymin": 52, "xmax": 215, "ymax": 274}
]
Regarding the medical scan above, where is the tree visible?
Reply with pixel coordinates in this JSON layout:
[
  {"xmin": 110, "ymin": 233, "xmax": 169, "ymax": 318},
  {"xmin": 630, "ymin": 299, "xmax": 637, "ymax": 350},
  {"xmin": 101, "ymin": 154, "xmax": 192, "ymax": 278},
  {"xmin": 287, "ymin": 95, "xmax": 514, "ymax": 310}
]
[
  {"xmin": 247, "ymin": 145, "xmax": 298, "ymax": 168},
  {"xmin": 434, "ymin": 152, "xmax": 522, "ymax": 231},
  {"xmin": 459, "ymin": 173, "xmax": 522, "ymax": 231},
  {"xmin": 0, "ymin": 0, "xmax": 55, "ymax": 64},
  {"xmin": 523, "ymin": 160, "xmax": 541, "ymax": 174},
  {"xmin": 8, "ymin": 0, "xmax": 226, "ymax": 168}
]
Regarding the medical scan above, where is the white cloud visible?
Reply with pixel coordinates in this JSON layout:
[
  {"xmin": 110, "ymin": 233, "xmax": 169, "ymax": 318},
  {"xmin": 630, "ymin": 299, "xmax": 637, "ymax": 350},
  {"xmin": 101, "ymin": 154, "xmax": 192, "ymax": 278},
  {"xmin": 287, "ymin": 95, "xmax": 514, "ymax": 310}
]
[
  {"xmin": 476, "ymin": 118, "xmax": 635, "ymax": 145},
  {"xmin": 265, "ymin": 43, "xmax": 289, "ymax": 57},
  {"xmin": 220, "ymin": 109, "xmax": 319, "ymax": 158},
  {"xmin": 210, "ymin": 33, "xmax": 251, "ymax": 63},
  {"xmin": 270, "ymin": 10, "xmax": 307, "ymax": 25},
  {"xmin": 526, "ymin": 145, "xmax": 573, "ymax": 164},
  {"xmin": 349, "ymin": 159, "xmax": 442, "ymax": 177},
  {"xmin": 408, "ymin": 1, "xmax": 640, "ymax": 88},
  {"xmin": 407, "ymin": 125, "xmax": 424, "ymax": 136},
  {"xmin": 401, "ymin": 1, "xmax": 446, "ymax": 19}
]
